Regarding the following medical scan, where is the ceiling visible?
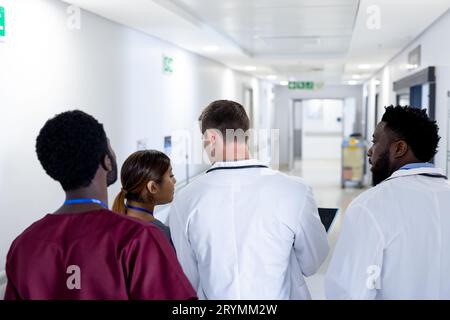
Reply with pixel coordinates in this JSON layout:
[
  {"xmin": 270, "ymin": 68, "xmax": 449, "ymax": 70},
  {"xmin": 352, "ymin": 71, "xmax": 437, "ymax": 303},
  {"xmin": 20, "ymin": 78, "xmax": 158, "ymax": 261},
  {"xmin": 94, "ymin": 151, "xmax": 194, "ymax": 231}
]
[
  {"xmin": 62, "ymin": 0, "xmax": 450, "ymax": 85},
  {"xmin": 171, "ymin": 0, "xmax": 358, "ymax": 56}
]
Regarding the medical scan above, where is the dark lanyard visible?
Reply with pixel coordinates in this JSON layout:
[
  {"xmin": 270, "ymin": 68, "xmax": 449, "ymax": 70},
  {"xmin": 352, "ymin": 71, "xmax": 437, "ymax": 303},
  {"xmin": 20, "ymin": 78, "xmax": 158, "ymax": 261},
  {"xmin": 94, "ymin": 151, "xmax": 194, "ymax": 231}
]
[
  {"xmin": 419, "ymin": 173, "xmax": 448, "ymax": 180},
  {"xmin": 64, "ymin": 198, "xmax": 108, "ymax": 209},
  {"xmin": 206, "ymin": 165, "xmax": 268, "ymax": 174},
  {"xmin": 125, "ymin": 204, "xmax": 153, "ymax": 216}
]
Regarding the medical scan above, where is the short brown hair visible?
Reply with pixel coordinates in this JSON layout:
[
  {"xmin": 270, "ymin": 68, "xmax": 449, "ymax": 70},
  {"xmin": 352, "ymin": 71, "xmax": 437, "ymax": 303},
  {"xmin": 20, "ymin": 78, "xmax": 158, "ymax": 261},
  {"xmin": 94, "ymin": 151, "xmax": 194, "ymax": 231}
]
[{"xmin": 198, "ymin": 100, "xmax": 250, "ymax": 137}]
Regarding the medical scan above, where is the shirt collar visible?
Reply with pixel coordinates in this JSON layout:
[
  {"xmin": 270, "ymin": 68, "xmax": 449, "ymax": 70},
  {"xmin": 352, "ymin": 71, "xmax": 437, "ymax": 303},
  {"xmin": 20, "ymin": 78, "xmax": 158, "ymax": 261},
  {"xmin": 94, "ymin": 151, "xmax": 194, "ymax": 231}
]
[
  {"xmin": 399, "ymin": 162, "xmax": 434, "ymax": 170},
  {"xmin": 385, "ymin": 166, "xmax": 446, "ymax": 182}
]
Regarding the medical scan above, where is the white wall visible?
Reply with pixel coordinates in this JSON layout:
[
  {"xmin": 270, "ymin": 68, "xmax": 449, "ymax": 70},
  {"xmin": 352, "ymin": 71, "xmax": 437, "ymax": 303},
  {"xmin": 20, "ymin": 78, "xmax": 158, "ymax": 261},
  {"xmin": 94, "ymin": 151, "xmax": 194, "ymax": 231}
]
[
  {"xmin": 366, "ymin": 8, "xmax": 450, "ymax": 171},
  {"xmin": 273, "ymin": 85, "xmax": 363, "ymax": 168},
  {"xmin": 0, "ymin": 0, "xmax": 271, "ymax": 270}
]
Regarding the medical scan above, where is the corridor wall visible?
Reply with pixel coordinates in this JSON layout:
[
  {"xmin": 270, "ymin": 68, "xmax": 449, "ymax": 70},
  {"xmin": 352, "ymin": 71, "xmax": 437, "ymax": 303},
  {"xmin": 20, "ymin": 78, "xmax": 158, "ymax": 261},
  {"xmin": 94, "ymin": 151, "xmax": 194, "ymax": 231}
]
[{"xmin": 0, "ymin": 0, "xmax": 271, "ymax": 269}]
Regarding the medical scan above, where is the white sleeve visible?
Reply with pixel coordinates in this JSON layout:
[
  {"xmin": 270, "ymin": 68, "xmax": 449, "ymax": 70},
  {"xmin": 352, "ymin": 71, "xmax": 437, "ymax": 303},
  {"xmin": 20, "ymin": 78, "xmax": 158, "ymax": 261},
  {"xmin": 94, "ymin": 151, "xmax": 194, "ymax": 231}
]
[
  {"xmin": 168, "ymin": 201, "xmax": 200, "ymax": 292},
  {"xmin": 325, "ymin": 205, "xmax": 384, "ymax": 300},
  {"xmin": 293, "ymin": 187, "xmax": 330, "ymax": 277}
]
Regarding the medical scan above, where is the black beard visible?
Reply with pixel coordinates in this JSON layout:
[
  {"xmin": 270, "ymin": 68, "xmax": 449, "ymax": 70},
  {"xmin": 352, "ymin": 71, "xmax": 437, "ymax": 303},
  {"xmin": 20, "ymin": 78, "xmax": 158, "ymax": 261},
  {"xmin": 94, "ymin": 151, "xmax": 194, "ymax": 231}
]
[{"xmin": 371, "ymin": 151, "xmax": 392, "ymax": 186}]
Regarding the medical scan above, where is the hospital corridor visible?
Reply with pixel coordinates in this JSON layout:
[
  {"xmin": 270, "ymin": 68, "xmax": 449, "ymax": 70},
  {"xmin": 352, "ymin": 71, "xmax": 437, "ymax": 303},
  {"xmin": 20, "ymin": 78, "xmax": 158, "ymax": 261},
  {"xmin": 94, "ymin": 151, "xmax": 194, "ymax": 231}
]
[{"xmin": 3, "ymin": 0, "xmax": 450, "ymax": 310}]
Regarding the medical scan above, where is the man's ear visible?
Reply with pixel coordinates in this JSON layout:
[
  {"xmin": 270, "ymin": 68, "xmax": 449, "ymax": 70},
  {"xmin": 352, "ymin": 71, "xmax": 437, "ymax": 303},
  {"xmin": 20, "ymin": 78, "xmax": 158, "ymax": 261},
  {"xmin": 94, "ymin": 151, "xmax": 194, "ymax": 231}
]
[
  {"xmin": 205, "ymin": 129, "xmax": 218, "ymax": 144},
  {"xmin": 101, "ymin": 153, "xmax": 113, "ymax": 172},
  {"xmin": 393, "ymin": 140, "xmax": 408, "ymax": 159},
  {"xmin": 146, "ymin": 181, "xmax": 159, "ymax": 195}
]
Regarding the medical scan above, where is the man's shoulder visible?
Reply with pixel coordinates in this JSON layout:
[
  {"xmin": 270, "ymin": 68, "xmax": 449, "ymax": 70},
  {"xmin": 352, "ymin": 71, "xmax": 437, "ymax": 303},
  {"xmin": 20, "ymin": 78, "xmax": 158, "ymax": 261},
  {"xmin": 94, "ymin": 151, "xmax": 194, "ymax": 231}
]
[
  {"xmin": 180, "ymin": 169, "xmax": 308, "ymax": 191},
  {"xmin": 345, "ymin": 182, "xmax": 399, "ymax": 223},
  {"xmin": 347, "ymin": 184, "xmax": 383, "ymax": 208},
  {"xmin": 260, "ymin": 169, "xmax": 310, "ymax": 192},
  {"xmin": 9, "ymin": 210, "xmax": 161, "ymax": 251},
  {"xmin": 174, "ymin": 169, "xmax": 311, "ymax": 210},
  {"xmin": 94, "ymin": 210, "xmax": 168, "ymax": 241},
  {"xmin": 175, "ymin": 173, "xmax": 211, "ymax": 198}
]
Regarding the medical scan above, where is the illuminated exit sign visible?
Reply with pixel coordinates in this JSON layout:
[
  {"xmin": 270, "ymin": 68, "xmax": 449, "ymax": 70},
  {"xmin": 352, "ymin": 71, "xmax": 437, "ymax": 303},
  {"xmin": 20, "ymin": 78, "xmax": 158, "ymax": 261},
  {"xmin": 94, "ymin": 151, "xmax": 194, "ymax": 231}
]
[
  {"xmin": 288, "ymin": 81, "xmax": 324, "ymax": 90},
  {"xmin": 163, "ymin": 55, "xmax": 173, "ymax": 74},
  {"xmin": 0, "ymin": 6, "xmax": 5, "ymax": 38}
]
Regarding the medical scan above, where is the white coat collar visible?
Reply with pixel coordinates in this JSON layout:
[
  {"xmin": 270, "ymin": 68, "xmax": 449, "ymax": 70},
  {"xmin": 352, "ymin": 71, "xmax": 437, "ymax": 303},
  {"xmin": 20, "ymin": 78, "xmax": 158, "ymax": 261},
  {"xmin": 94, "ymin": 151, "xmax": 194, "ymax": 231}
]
[
  {"xmin": 384, "ymin": 167, "xmax": 447, "ymax": 182},
  {"xmin": 207, "ymin": 159, "xmax": 268, "ymax": 173}
]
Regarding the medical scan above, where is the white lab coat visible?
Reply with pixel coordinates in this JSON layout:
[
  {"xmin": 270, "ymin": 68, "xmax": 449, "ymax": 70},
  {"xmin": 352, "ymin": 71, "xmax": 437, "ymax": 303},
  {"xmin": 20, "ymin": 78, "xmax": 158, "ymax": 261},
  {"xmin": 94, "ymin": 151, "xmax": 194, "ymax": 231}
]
[
  {"xmin": 169, "ymin": 159, "xmax": 329, "ymax": 300},
  {"xmin": 325, "ymin": 167, "xmax": 450, "ymax": 299}
]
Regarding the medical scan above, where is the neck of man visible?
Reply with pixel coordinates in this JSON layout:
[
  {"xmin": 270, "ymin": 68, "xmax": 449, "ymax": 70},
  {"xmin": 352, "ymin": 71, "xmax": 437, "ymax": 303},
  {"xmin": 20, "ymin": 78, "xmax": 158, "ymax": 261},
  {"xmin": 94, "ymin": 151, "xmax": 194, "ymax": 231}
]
[
  {"xmin": 391, "ymin": 154, "xmax": 422, "ymax": 173},
  {"xmin": 221, "ymin": 143, "xmax": 251, "ymax": 162},
  {"xmin": 55, "ymin": 178, "xmax": 109, "ymax": 214},
  {"xmin": 126, "ymin": 200, "xmax": 155, "ymax": 223}
]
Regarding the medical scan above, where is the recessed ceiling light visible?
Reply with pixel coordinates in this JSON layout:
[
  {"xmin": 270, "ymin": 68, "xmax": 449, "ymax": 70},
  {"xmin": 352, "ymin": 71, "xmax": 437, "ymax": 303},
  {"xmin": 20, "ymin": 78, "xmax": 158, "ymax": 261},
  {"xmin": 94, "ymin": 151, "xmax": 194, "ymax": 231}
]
[
  {"xmin": 245, "ymin": 66, "xmax": 257, "ymax": 71},
  {"xmin": 352, "ymin": 74, "xmax": 361, "ymax": 79},
  {"xmin": 348, "ymin": 80, "xmax": 358, "ymax": 85},
  {"xmin": 266, "ymin": 75, "xmax": 277, "ymax": 80},
  {"xmin": 280, "ymin": 81, "xmax": 289, "ymax": 86},
  {"xmin": 202, "ymin": 45, "xmax": 219, "ymax": 52},
  {"xmin": 358, "ymin": 64, "xmax": 372, "ymax": 70}
]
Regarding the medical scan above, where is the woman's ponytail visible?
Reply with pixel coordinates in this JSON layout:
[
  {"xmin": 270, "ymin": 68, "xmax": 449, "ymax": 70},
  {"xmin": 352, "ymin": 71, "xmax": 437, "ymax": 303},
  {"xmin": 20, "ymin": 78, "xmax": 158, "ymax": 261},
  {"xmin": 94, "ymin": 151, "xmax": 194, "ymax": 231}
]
[{"xmin": 112, "ymin": 189, "xmax": 127, "ymax": 215}]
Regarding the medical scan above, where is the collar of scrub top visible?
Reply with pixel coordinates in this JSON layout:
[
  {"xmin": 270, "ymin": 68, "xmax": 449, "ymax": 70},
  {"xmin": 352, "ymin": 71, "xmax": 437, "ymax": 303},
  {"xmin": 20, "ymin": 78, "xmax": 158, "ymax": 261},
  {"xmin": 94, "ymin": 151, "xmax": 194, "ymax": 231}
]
[
  {"xmin": 384, "ymin": 164, "xmax": 447, "ymax": 182},
  {"xmin": 64, "ymin": 198, "xmax": 109, "ymax": 209},
  {"xmin": 206, "ymin": 159, "xmax": 269, "ymax": 174}
]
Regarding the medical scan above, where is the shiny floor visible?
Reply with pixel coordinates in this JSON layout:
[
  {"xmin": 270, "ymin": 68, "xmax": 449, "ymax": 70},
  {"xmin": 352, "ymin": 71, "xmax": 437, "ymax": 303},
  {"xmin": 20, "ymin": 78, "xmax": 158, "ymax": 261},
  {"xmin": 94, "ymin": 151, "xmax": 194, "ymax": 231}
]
[{"xmin": 286, "ymin": 159, "xmax": 367, "ymax": 299}]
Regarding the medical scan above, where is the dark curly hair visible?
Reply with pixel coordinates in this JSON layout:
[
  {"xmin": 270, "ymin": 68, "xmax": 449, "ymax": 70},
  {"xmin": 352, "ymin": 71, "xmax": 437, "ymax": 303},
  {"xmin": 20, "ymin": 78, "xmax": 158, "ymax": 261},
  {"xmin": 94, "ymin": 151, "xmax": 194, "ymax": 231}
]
[
  {"xmin": 36, "ymin": 110, "xmax": 109, "ymax": 191},
  {"xmin": 382, "ymin": 106, "xmax": 440, "ymax": 162}
]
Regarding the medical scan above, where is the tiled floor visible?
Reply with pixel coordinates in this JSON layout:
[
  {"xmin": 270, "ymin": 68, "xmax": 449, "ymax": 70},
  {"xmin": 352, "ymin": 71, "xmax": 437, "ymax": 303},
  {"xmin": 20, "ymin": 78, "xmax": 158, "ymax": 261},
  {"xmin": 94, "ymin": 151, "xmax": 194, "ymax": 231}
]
[{"xmin": 286, "ymin": 159, "xmax": 367, "ymax": 299}]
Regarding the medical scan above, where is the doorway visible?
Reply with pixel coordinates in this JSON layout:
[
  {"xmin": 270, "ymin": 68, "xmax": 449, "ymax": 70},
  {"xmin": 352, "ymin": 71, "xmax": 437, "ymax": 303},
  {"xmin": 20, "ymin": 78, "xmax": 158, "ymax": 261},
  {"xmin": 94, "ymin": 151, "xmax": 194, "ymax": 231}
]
[{"xmin": 301, "ymin": 99, "xmax": 343, "ymax": 160}]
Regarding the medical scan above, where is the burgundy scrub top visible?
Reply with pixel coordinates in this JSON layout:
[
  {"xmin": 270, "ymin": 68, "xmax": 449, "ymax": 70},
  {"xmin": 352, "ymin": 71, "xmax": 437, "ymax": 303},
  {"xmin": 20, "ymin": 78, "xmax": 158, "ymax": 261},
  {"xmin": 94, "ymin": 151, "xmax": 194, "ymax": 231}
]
[{"xmin": 4, "ymin": 209, "xmax": 197, "ymax": 300}]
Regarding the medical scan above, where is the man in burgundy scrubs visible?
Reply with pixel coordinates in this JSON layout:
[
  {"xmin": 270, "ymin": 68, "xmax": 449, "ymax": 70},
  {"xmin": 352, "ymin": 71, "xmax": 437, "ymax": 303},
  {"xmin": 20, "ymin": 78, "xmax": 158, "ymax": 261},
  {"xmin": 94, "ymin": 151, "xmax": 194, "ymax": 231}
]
[{"xmin": 4, "ymin": 110, "xmax": 196, "ymax": 300}]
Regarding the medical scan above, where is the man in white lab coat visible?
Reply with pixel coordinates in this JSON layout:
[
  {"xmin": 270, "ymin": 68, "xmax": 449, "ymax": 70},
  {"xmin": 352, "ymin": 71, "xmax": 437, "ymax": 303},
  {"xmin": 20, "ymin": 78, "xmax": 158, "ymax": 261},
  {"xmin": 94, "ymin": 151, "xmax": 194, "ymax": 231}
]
[
  {"xmin": 169, "ymin": 100, "xmax": 329, "ymax": 299},
  {"xmin": 325, "ymin": 105, "xmax": 450, "ymax": 299}
]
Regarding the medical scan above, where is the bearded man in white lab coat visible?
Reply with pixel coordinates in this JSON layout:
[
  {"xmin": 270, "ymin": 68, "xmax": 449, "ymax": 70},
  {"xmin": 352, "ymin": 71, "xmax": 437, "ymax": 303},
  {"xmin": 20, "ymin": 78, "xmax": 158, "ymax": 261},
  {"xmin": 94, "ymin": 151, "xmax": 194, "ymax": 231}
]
[
  {"xmin": 325, "ymin": 105, "xmax": 450, "ymax": 299},
  {"xmin": 168, "ymin": 100, "xmax": 329, "ymax": 300}
]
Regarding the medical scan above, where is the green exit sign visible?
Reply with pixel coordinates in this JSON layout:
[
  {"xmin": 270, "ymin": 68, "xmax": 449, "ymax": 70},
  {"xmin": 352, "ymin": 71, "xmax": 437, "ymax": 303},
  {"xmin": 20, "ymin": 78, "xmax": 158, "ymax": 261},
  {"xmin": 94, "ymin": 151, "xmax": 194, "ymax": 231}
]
[
  {"xmin": 0, "ymin": 6, "xmax": 5, "ymax": 38},
  {"xmin": 288, "ymin": 81, "xmax": 315, "ymax": 90},
  {"xmin": 163, "ymin": 55, "xmax": 173, "ymax": 74}
]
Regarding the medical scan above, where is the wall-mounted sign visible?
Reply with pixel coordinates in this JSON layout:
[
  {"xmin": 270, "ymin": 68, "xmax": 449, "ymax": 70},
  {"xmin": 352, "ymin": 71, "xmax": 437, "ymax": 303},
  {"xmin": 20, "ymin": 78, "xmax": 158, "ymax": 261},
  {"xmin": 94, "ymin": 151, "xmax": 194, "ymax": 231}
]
[
  {"xmin": 162, "ymin": 55, "xmax": 173, "ymax": 74},
  {"xmin": 408, "ymin": 45, "xmax": 421, "ymax": 70},
  {"xmin": 136, "ymin": 139, "xmax": 148, "ymax": 151},
  {"xmin": 164, "ymin": 136, "xmax": 172, "ymax": 156},
  {"xmin": 0, "ymin": 6, "xmax": 5, "ymax": 38},
  {"xmin": 288, "ymin": 81, "xmax": 324, "ymax": 90}
]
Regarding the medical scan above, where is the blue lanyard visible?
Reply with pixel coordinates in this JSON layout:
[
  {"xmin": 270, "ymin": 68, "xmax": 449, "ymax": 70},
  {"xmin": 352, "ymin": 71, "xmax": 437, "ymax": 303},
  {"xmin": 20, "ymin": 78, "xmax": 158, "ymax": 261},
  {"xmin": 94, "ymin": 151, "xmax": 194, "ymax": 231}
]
[
  {"xmin": 125, "ymin": 204, "xmax": 153, "ymax": 216},
  {"xmin": 64, "ymin": 198, "xmax": 108, "ymax": 209}
]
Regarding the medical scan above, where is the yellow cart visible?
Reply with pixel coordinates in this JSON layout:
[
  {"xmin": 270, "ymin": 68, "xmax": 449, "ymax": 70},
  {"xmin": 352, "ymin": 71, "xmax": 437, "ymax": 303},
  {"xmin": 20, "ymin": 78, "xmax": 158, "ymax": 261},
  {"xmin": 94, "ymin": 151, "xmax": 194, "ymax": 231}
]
[{"xmin": 341, "ymin": 135, "xmax": 366, "ymax": 188}]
